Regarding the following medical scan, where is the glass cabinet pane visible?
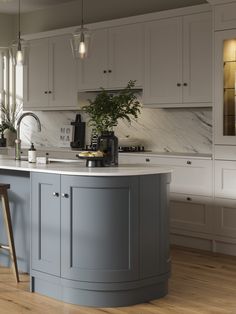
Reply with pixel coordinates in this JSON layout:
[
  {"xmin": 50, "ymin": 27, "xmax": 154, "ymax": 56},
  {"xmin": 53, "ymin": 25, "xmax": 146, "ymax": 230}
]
[{"xmin": 223, "ymin": 39, "xmax": 236, "ymax": 136}]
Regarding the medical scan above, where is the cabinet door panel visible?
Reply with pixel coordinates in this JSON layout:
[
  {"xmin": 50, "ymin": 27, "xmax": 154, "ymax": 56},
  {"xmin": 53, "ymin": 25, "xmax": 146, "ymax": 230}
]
[
  {"xmin": 215, "ymin": 160, "xmax": 236, "ymax": 198},
  {"xmin": 31, "ymin": 173, "xmax": 60, "ymax": 276},
  {"xmin": 109, "ymin": 24, "xmax": 144, "ymax": 88},
  {"xmin": 49, "ymin": 35, "xmax": 78, "ymax": 108},
  {"xmin": 183, "ymin": 12, "xmax": 212, "ymax": 103},
  {"xmin": 170, "ymin": 194, "xmax": 213, "ymax": 234},
  {"xmin": 144, "ymin": 17, "xmax": 182, "ymax": 105},
  {"xmin": 78, "ymin": 29, "xmax": 108, "ymax": 91},
  {"xmin": 215, "ymin": 198, "xmax": 236, "ymax": 238},
  {"xmin": 23, "ymin": 39, "xmax": 49, "ymax": 109},
  {"xmin": 61, "ymin": 175, "xmax": 139, "ymax": 282}
]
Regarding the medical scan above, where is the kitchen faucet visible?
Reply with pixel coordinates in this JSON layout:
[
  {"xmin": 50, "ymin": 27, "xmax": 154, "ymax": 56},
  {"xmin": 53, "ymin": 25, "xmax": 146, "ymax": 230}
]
[{"xmin": 15, "ymin": 112, "xmax": 41, "ymax": 160}]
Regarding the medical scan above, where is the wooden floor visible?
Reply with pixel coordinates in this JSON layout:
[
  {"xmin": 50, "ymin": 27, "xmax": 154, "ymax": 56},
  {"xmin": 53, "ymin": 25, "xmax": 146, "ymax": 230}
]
[{"xmin": 0, "ymin": 246, "xmax": 235, "ymax": 314}]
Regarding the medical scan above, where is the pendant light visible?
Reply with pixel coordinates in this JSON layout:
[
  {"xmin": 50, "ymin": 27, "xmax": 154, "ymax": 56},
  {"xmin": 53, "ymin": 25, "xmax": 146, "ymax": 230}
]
[
  {"xmin": 71, "ymin": 0, "xmax": 90, "ymax": 59},
  {"xmin": 10, "ymin": 0, "xmax": 27, "ymax": 66}
]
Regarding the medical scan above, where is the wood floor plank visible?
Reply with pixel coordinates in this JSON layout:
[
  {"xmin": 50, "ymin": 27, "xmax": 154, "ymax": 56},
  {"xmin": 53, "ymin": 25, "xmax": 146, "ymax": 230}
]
[{"xmin": 0, "ymin": 246, "xmax": 235, "ymax": 314}]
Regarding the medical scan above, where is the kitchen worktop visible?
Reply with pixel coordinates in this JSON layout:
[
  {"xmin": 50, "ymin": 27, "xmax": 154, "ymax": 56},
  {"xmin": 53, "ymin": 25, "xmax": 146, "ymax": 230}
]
[
  {"xmin": 0, "ymin": 156, "xmax": 172, "ymax": 176},
  {"xmin": 5, "ymin": 147, "xmax": 213, "ymax": 160}
]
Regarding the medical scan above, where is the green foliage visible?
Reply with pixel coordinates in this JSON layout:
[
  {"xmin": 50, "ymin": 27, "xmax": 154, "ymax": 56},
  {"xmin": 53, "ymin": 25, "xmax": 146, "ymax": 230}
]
[
  {"xmin": 82, "ymin": 80, "xmax": 141, "ymax": 133},
  {"xmin": 0, "ymin": 102, "xmax": 22, "ymax": 132}
]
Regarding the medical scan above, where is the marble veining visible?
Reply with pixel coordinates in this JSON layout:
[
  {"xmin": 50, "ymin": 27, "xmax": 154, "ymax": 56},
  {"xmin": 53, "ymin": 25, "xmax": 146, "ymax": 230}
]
[{"xmin": 20, "ymin": 107, "xmax": 212, "ymax": 154}]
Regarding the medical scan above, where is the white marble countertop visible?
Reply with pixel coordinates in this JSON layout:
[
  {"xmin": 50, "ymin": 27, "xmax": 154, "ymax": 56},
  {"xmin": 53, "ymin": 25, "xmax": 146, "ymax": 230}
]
[
  {"xmin": 0, "ymin": 157, "xmax": 172, "ymax": 176},
  {"xmin": 6, "ymin": 147, "xmax": 212, "ymax": 160},
  {"xmin": 119, "ymin": 151, "xmax": 212, "ymax": 159}
]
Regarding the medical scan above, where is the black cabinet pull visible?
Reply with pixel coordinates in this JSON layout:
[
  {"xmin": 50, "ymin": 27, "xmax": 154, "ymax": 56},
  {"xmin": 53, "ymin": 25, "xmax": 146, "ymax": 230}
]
[
  {"xmin": 183, "ymin": 83, "xmax": 188, "ymax": 86},
  {"xmin": 186, "ymin": 197, "xmax": 192, "ymax": 201},
  {"xmin": 53, "ymin": 192, "xmax": 59, "ymax": 197},
  {"xmin": 61, "ymin": 193, "xmax": 69, "ymax": 198},
  {"xmin": 103, "ymin": 70, "xmax": 107, "ymax": 73},
  {"xmin": 44, "ymin": 91, "xmax": 48, "ymax": 94},
  {"xmin": 187, "ymin": 160, "xmax": 192, "ymax": 165},
  {"xmin": 146, "ymin": 158, "xmax": 150, "ymax": 162},
  {"xmin": 177, "ymin": 83, "xmax": 181, "ymax": 87},
  {"xmin": 48, "ymin": 91, "xmax": 52, "ymax": 94},
  {"xmin": 108, "ymin": 70, "xmax": 112, "ymax": 73}
]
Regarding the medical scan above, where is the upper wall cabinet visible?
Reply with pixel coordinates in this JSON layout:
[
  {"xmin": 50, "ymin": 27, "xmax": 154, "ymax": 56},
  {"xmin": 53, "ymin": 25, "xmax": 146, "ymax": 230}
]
[
  {"xmin": 23, "ymin": 35, "xmax": 78, "ymax": 110},
  {"xmin": 143, "ymin": 12, "xmax": 212, "ymax": 107},
  {"xmin": 78, "ymin": 24, "xmax": 144, "ymax": 91}
]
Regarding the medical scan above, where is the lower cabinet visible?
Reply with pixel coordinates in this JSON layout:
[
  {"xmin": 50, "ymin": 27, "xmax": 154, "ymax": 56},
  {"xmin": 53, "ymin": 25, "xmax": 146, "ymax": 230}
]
[
  {"xmin": 31, "ymin": 173, "xmax": 139, "ymax": 282},
  {"xmin": 30, "ymin": 172, "xmax": 171, "ymax": 307},
  {"xmin": 170, "ymin": 193, "xmax": 213, "ymax": 234},
  {"xmin": 214, "ymin": 197, "xmax": 236, "ymax": 238}
]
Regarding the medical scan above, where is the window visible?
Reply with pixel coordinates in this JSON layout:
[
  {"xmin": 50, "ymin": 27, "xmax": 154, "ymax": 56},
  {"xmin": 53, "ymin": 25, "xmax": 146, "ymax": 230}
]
[{"xmin": 0, "ymin": 48, "xmax": 23, "ymax": 128}]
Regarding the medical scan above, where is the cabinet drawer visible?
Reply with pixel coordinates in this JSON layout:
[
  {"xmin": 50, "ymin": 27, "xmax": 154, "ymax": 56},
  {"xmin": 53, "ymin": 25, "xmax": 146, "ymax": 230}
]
[
  {"xmin": 119, "ymin": 154, "xmax": 212, "ymax": 196},
  {"xmin": 170, "ymin": 193, "xmax": 213, "ymax": 234},
  {"xmin": 214, "ymin": 3, "xmax": 236, "ymax": 31},
  {"xmin": 215, "ymin": 160, "xmax": 236, "ymax": 198},
  {"xmin": 215, "ymin": 197, "xmax": 236, "ymax": 238}
]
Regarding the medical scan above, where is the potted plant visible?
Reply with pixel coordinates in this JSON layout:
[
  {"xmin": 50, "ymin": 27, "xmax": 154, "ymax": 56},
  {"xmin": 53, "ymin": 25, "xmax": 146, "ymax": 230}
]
[
  {"xmin": 82, "ymin": 80, "xmax": 141, "ymax": 166},
  {"xmin": 1, "ymin": 102, "xmax": 22, "ymax": 146}
]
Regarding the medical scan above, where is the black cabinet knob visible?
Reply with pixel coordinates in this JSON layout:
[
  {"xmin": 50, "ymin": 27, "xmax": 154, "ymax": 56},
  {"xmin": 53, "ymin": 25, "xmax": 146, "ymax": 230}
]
[
  {"xmin": 186, "ymin": 197, "xmax": 192, "ymax": 201},
  {"xmin": 44, "ymin": 91, "xmax": 48, "ymax": 94},
  {"xmin": 187, "ymin": 160, "xmax": 192, "ymax": 165},
  {"xmin": 146, "ymin": 158, "xmax": 150, "ymax": 162},
  {"xmin": 53, "ymin": 192, "xmax": 59, "ymax": 197},
  {"xmin": 48, "ymin": 91, "xmax": 52, "ymax": 94},
  {"xmin": 108, "ymin": 70, "xmax": 112, "ymax": 73},
  {"xmin": 61, "ymin": 193, "xmax": 69, "ymax": 198},
  {"xmin": 103, "ymin": 70, "xmax": 107, "ymax": 73},
  {"xmin": 183, "ymin": 83, "xmax": 188, "ymax": 86},
  {"xmin": 177, "ymin": 83, "xmax": 181, "ymax": 87}
]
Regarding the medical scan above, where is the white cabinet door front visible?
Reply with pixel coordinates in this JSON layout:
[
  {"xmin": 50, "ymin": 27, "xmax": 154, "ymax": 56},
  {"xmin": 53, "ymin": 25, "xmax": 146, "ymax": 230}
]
[
  {"xmin": 24, "ymin": 39, "xmax": 49, "ymax": 109},
  {"xmin": 215, "ymin": 160, "xmax": 236, "ymax": 198},
  {"xmin": 144, "ymin": 17, "xmax": 182, "ymax": 105},
  {"xmin": 49, "ymin": 35, "xmax": 78, "ymax": 109},
  {"xmin": 108, "ymin": 24, "xmax": 144, "ymax": 89},
  {"xmin": 170, "ymin": 193, "xmax": 213, "ymax": 234},
  {"xmin": 183, "ymin": 12, "xmax": 212, "ymax": 104},
  {"xmin": 215, "ymin": 197, "xmax": 236, "ymax": 238},
  {"xmin": 78, "ymin": 29, "xmax": 108, "ymax": 91}
]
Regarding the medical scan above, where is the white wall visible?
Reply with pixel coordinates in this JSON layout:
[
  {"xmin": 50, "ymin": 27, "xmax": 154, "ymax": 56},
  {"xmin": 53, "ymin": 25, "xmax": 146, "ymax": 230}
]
[{"xmin": 0, "ymin": 13, "xmax": 15, "ymax": 46}]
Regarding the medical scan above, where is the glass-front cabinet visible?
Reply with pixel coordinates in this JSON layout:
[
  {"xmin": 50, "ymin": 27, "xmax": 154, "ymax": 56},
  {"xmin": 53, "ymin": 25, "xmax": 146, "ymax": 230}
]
[{"xmin": 215, "ymin": 30, "xmax": 236, "ymax": 144}]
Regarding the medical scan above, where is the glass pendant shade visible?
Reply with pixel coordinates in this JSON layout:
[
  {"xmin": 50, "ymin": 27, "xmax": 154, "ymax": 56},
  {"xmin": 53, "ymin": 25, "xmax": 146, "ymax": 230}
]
[
  {"xmin": 10, "ymin": 39, "xmax": 28, "ymax": 66},
  {"xmin": 71, "ymin": 27, "xmax": 90, "ymax": 59},
  {"xmin": 10, "ymin": 0, "xmax": 27, "ymax": 66},
  {"xmin": 71, "ymin": 0, "xmax": 90, "ymax": 59}
]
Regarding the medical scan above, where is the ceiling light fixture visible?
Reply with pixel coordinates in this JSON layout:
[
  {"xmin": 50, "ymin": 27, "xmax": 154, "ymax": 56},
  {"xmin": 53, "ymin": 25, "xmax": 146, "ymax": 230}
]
[
  {"xmin": 10, "ymin": 0, "xmax": 27, "ymax": 66},
  {"xmin": 71, "ymin": 0, "xmax": 90, "ymax": 59}
]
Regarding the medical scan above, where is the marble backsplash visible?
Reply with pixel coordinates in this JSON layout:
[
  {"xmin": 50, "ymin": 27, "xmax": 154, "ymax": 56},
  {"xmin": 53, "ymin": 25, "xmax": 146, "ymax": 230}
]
[{"xmin": 20, "ymin": 107, "xmax": 212, "ymax": 154}]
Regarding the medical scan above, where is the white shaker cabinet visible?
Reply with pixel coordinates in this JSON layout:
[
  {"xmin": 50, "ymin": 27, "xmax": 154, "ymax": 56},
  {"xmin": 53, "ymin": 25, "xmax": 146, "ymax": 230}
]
[
  {"xmin": 23, "ymin": 35, "xmax": 78, "ymax": 110},
  {"xmin": 78, "ymin": 23, "xmax": 144, "ymax": 91},
  {"xmin": 143, "ymin": 12, "xmax": 212, "ymax": 107}
]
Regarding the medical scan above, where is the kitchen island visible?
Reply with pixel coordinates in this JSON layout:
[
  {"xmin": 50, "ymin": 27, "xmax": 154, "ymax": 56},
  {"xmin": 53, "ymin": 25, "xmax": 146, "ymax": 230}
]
[{"xmin": 0, "ymin": 157, "xmax": 171, "ymax": 307}]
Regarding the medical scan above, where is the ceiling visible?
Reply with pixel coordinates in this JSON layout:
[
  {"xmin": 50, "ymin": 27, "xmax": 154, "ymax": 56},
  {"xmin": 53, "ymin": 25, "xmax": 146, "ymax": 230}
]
[{"xmin": 0, "ymin": 0, "xmax": 208, "ymax": 15}]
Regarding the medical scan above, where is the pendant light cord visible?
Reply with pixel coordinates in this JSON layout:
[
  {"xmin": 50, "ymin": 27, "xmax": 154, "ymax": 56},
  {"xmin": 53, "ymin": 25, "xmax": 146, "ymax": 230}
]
[
  {"xmin": 18, "ymin": 0, "xmax": 21, "ymax": 42},
  {"xmin": 81, "ymin": 0, "xmax": 84, "ymax": 29}
]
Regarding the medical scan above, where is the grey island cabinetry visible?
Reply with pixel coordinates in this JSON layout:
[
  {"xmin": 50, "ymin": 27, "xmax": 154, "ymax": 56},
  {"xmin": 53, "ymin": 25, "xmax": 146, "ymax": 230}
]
[
  {"xmin": 31, "ymin": 172, "xmax": 171, "ymax": 307},
  {"xmin": 0, "ymin": 158, "xmax": 171, "ymax": 307}
]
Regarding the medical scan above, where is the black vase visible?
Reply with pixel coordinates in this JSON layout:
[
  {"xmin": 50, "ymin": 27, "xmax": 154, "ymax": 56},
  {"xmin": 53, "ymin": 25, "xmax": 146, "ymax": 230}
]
[{"xmin": 97, "ymin": 131, "xmax": 118, "ymax": 166}]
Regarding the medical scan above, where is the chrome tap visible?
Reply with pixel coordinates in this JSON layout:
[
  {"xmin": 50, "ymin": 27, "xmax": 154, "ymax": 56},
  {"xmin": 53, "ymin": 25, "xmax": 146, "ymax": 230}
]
[{"xmin": 15, "ymin": 112, "xmax": 41, "ymax": 160}]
